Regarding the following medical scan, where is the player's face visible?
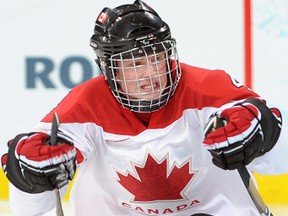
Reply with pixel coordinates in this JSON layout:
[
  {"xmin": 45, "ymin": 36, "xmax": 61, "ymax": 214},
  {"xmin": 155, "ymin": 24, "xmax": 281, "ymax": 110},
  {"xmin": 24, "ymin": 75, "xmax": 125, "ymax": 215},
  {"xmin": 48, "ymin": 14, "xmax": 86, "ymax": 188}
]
[{"xmin": 116, "ymin": 52, "xmax": 168, "ymax": 100}]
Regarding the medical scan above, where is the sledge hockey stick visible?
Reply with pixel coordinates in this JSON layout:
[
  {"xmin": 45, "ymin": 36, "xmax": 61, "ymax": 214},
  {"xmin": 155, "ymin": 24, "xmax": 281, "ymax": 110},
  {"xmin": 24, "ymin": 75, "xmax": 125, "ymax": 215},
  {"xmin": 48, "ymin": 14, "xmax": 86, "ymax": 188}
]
[
  {"xmin": 237, "ymin": 166, "xmax": 272, "ymax": 216},
  {"xmin": 50, "ymin": 112, "xmax": 64, "ymax": 216}
]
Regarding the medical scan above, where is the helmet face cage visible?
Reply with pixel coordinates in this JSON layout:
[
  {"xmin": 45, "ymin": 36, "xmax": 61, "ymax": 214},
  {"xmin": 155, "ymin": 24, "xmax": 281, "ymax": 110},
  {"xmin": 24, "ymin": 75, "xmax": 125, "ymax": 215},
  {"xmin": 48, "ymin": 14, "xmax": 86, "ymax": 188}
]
[{"xmin": 102, "ymin": 39, "xmax": 182, "ymax": 112}]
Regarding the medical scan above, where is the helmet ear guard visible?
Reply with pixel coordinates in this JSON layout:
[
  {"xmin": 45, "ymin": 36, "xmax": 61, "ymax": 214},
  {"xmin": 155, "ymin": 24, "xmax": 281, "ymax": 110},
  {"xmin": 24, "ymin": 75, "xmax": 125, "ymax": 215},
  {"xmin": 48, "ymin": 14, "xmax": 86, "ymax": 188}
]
[{"xmin": 90, "ymin": 1, "xmax": 182, "ymax": 112}]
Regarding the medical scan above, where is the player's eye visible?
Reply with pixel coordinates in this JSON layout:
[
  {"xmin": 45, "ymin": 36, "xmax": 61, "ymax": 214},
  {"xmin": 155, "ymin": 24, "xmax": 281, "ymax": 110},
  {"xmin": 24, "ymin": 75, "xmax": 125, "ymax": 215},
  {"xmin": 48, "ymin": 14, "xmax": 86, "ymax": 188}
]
[{"xmin": 134, "ymin": 61, "xmax": 144, "ymax": 66}]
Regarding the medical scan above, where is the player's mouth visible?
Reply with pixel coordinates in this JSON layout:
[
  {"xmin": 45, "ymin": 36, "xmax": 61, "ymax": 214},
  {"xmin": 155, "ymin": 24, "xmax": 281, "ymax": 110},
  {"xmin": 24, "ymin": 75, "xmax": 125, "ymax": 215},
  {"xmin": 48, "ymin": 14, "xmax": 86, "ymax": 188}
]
[
  {"xmin": 141, "ymin": 82, "xmax": 158, "ymax": 90},
  {"xmin": 138, "ymin": 82, "xmax": 164, "ymax": 100}
]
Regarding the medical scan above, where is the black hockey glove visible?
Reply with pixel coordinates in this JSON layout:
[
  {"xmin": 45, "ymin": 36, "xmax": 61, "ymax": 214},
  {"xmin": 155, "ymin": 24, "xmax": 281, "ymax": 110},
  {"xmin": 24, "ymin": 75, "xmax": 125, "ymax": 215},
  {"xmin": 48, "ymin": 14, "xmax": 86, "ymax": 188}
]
[
  {"xmin": 203, "ymin": 98, "xmax": 282, "ymax": 170},
  {"xmin": 1, "ymin": 132, "xmax": 77, "ymax": 193}
]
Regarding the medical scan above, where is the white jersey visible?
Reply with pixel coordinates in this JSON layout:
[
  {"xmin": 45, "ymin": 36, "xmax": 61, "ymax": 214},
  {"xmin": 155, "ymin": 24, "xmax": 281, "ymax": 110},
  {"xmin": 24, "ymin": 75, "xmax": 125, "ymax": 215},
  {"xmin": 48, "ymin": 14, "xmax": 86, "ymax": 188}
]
[{"xmin": 10, "ymin": 63, "xmax": 288, "ymax": 216}]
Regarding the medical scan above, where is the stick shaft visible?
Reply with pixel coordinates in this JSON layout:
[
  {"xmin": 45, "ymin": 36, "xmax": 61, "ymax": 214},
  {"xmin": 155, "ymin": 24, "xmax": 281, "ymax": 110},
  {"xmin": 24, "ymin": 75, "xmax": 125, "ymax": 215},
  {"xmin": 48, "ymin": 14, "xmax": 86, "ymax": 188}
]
[
  {"xmin": 51, "ymin": 112, "xmax": 64, "ymax": 216},
  {"xmin": 237, "ymin": 166, "xmax": 271, "ymax": 216}
]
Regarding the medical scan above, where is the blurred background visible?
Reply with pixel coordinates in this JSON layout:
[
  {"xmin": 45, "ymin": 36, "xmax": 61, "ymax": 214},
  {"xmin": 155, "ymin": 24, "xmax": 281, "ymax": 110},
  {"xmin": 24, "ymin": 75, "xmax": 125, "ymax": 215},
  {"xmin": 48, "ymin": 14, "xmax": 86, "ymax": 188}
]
[{"xmin": 0, "ymin": 0, "xmax": 287, "ymax": 215}]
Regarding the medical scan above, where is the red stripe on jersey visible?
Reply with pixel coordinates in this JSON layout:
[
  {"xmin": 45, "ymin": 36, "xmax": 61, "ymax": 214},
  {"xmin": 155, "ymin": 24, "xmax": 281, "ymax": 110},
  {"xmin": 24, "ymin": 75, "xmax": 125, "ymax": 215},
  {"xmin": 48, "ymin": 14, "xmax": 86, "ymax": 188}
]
[{"xmin": 41, "ymin": 63, "xmax": 258, "ymax": 135}]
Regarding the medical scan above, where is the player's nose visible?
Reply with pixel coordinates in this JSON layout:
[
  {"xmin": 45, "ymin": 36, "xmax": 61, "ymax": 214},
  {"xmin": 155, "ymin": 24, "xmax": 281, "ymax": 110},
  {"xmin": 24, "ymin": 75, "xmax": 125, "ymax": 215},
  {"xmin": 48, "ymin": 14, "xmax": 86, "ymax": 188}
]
[{"xmin": 143, "ymin": 58, "xmax": 158, "ymax": 77}]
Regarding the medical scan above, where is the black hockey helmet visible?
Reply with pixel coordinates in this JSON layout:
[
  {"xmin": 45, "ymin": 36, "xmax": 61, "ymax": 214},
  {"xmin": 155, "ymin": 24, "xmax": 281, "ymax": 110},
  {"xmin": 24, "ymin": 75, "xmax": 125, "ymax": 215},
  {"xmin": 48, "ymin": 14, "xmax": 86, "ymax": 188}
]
[
  {"xmin": 90, "ymin": 0, "xmax": 171, "ymax": 60},
  {"xmin": 90, "ymin": 0, "xmax": 181, "ymax": 112}
]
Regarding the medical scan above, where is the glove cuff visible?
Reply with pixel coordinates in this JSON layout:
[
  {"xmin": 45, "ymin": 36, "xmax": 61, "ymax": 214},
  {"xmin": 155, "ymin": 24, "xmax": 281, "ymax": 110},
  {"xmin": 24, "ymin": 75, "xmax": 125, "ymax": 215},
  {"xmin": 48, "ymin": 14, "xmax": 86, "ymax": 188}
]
[
  {"xmin": 3, "ymin": 133, "xmax": 36, "ymax": 193},
  {"xmin": 240, "ymin": 98, "xmax": 282, "ymax": 154}
]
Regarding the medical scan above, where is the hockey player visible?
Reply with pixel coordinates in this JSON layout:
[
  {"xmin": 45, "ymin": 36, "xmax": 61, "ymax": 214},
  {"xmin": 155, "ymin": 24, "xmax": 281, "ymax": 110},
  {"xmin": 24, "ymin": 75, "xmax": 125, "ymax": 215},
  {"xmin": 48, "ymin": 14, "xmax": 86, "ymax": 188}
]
[{"xmin": 1, "ymin": 1, "xmax": 288, "ymax": 215}]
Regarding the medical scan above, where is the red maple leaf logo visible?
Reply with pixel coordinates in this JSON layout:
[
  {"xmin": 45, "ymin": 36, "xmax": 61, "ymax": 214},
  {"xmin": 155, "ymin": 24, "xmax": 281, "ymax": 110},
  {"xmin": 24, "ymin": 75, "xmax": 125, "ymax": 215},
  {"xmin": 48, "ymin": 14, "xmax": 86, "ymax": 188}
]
[{"xmin": 116, "ymin": 153, "xmax": 195, "ymax": 202}]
